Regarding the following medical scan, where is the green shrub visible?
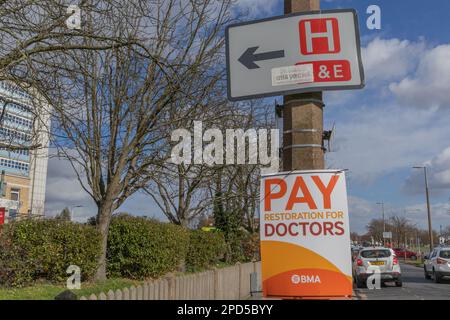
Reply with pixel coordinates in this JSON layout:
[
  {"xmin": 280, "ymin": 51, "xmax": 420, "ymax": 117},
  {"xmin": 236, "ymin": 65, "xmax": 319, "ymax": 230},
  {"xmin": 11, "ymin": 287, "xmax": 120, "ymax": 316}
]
[
  {"xmin": 107, "ymin": 214, "xmax": 190, "ymax": 279},
  {"xmin": 186, "ymin": 229, "xmax": 226, "ymax": 271},
  {"xmin": 0, "ymin": 219, "xmax": 101, "ymax": 287},
  {"xmin": 241, "ymin": 232, "xmax": 260, "ymax": 262},
  {"xmin": 0, "ymin": 233, "xmax": 36, "ymax": 287}
]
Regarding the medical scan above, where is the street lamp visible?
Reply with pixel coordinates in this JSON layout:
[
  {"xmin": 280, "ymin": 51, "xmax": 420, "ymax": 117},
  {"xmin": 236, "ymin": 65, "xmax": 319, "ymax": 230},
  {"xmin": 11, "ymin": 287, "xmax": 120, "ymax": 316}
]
[
  {"xmin": 70, "ymin": 205, "xmax": 83, "ymax": 222},
  {"xmin": 413, "ymin": 166, "xmax": 434, "ymax": 250}
]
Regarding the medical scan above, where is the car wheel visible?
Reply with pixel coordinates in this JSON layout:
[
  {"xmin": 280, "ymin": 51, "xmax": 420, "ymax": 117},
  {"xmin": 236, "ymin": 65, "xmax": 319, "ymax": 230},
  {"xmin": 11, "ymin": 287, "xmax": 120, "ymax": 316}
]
[
  {"xmin": 395, "ymin": 281, "xmax": 403, "ymax": 287},
  {"xmin": 424, "ymin": 267, "xmax": 431, "ymax": 280},
  {"xmin": 433, "ymin": 270, "xmax": 442, "ymax": 283}
]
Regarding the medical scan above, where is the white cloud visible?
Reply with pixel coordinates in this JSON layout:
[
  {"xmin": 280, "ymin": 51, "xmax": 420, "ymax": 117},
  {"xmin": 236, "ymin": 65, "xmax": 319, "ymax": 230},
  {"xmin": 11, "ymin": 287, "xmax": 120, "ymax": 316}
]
[
  {"xmin": 326, "ymin": 37, "xmax": 450, "ymax": 184},
  {"xmin": 44, "ymin": 155, "xmax": 97, "ymax": 222},
  {"xmin": 233, "ymin": 0, "xmax": 279, "ymax": 19},
  {"xmin": 390, "ymin": 44, "xmax": 450, "ymax": 109},
  {"xmin": 348, "ymin": 196, "xmax": 378, "ymax": 232},
  {"xmin": 361, "ymin": 37, "xmax": 426, "ymax": 83},
  {"xmin": 403, "ymin": 146, "xmax": 450, "ymax": 194},
  {"xmin": 326, "ymin": 103, "xmax": 450, "ymax": 183}
]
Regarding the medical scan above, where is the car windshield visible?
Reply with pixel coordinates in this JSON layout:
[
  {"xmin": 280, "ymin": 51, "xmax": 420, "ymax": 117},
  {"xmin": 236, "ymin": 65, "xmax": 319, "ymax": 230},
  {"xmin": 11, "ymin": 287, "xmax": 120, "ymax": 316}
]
[
  {"xmin": 439, "ymin": 250, "xmax": 450, "ymax": 259},
  {"xmin": 361, "ymin": 250, "xmax": 391, "ymax": 258}
]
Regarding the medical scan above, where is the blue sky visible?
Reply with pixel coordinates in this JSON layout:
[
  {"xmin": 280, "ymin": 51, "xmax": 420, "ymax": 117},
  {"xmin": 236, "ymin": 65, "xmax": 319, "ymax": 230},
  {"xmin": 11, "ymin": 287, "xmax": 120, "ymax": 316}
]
[{"xmin": 45, "ymin": 0, "xmax": 450, "ymax": 234}]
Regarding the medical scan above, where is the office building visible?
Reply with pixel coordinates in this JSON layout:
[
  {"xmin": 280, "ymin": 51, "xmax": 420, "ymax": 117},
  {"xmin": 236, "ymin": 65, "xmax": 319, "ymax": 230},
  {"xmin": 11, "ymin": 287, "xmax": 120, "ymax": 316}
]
[{"xmin": 0, "ymin": 81, "xmax": 50, "ymax": 223}]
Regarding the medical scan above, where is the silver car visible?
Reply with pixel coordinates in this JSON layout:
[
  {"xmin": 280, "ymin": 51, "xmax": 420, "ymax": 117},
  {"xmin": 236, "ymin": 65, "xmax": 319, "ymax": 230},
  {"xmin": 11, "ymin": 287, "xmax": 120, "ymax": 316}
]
[
  {"xmin": 424, "ymin": 247, "xmax": 450, "ymax": 283},
  {"xmin": 353, "ymin": 247, "xmax": 402, "ymax": 288}
]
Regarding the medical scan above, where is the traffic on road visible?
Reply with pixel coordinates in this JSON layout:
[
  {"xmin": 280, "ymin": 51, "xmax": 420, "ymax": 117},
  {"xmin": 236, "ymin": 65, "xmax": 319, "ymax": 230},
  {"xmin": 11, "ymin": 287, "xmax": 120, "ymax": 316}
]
[{"xmin": 352, "ymin": 244, "xmax": 450, "ymax": 300}]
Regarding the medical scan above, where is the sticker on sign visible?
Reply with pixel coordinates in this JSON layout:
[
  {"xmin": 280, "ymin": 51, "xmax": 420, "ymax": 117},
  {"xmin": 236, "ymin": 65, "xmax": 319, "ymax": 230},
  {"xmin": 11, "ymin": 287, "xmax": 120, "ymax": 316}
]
[
  {"xmin": 226, "ymin": 9, "xmax": 365, "ymax": 101},
  {"xmin": 271, "ymin": 64, "xmax": 313, "ymax": 86}
]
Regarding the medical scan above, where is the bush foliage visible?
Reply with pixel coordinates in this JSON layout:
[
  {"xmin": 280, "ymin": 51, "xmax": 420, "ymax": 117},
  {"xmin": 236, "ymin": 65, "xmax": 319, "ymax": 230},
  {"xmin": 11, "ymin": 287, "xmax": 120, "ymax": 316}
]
[
  {"xmin": 106, "ymin": 214, "xmax": 190, "ymax": 279},
  {"xmin": 0, "ymin": 214, "xmax": 254, "ymax": 288},
  {"xmin": 0, "ymin": 220, "xmax": 101, "ymax": 287},
  {"xmin": 185, "ymin": 229, "xmax": 226, "ymax": 271}
]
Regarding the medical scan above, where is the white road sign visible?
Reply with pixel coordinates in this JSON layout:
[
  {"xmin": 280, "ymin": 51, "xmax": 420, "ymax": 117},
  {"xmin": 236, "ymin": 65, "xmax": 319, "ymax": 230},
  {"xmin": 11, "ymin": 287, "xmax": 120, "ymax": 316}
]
[
  {"xmin": 226, "ymin": 9, "xmax": 365, "ymax": 101},
  {"xmin": 383, "ymin": 232, "xmax": 392, "ymax": 239}
]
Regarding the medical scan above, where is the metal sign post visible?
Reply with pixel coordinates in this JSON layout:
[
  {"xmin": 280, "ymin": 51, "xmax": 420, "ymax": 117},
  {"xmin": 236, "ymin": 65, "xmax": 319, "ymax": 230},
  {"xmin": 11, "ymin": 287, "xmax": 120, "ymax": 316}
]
[
  {"xmin": 226, "ymin": 2, "xmax": 364, "ymax": 171},
  {"xmin": 226, "ymin": 0, "xmax": 365, "ymax": 300}
]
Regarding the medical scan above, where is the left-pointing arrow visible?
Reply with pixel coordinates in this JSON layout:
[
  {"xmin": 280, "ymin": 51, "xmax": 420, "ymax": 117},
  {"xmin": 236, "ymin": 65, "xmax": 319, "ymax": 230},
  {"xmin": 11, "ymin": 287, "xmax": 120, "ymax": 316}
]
[{"xmin": 238, "ymin": 46, "xmax": 285, "ymax": 70}]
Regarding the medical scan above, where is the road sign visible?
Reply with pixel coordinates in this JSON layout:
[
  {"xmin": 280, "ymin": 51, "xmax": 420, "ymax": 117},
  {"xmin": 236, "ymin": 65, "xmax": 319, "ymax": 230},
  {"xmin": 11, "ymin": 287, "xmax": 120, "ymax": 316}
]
[
  {"xmin": 226, "ymin": 9, "xmax": 364, "ymax": 101},
  {"xmin": 260, "ymin": 170, "xmax": 352, "ymax": 298},
  {"xmin": 383, "ymin": 232, "xmax": 392, "ymax": 239}
]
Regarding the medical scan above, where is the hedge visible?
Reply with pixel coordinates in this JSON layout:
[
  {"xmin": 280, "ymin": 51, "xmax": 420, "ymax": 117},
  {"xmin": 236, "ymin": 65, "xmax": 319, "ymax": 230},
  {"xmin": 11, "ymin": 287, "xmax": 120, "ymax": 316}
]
[
  {"xmin": 106, "ymin": 214, "xmax": 190, "ymax": 279},
  {"xmin": 185, "ymin": 229, "xmax": 226, "ymax": 271},
  {"xmin": 0, "ymin": 220, "xmax": 101, "ymax": 287},
  {"xmin": 0, "ymin": 215, "xmax": 239, "ymax": 288}
]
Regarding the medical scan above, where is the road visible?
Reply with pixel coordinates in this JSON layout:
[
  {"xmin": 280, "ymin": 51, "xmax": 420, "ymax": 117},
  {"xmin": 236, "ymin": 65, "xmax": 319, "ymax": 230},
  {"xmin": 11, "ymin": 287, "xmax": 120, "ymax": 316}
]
[{"xmin": 354, "ymin": 263, "xmax": 450, "ymax": 300}]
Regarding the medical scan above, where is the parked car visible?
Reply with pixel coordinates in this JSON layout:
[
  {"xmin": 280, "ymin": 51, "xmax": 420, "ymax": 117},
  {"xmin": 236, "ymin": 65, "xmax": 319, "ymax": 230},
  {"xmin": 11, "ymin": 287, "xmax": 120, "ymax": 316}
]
[
  {"xmin": 393, "ymin": 248, "xmax": 417, "ymax": 260},
  {"xmin": 353, "ymin": 247, "xmax": 402, "ymax": 288},
  {"xmin": 351, "ymin": 245, "xmax": 362, "ymax": 262},
  {"xmin": 424, "ymin": 247, "xmax": 450, "ymax": 283}
]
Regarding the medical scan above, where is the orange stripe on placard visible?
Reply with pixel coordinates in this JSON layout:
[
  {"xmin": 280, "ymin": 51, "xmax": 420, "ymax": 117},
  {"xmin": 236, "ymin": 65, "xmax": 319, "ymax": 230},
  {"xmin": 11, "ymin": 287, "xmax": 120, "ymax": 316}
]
[
  {"xmin": 264, "ymin": 268, "xmax": 352, "ymax": 297},
  {"xmin": 261, "ymin": 241, "xmax": 352, "ymax": 297},
  {"xmin": 261, "ymin": 240, "xmax": 351, "ymax": 281}
]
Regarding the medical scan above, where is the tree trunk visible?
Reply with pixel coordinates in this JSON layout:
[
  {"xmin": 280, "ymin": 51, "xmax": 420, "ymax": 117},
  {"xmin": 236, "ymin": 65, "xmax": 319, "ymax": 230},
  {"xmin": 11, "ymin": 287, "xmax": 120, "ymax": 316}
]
[{"xmin": 94, "ymin": 202, "xmax": 114, "ymax": 281}]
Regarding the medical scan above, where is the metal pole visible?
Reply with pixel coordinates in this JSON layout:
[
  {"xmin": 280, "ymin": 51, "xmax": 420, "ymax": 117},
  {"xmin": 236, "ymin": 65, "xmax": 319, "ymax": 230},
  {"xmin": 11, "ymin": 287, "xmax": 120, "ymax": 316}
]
[
  {"xmin": 424, "ymin": 167, "xmax": 434, "ymax": 250},
  {"xmin": 283, "ymin": 0, "xmax": 324, "ymax": 171},
  {"xmin": 404, "ymin": 233, "xmax": 407, "ymax": 261}
]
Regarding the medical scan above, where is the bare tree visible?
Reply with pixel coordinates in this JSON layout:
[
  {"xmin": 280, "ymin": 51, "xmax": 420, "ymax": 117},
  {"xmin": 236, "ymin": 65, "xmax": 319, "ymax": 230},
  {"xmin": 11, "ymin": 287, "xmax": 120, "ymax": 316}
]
[
  {"xmin": 366, "ymin": 218, "xmax": 390, "ymax": 244},
  {"xmin": 389, "ymin": 216, "xmax": 411, "ymax": 247},
  {"xmin": 50, "ymin": 0, "xmax": 233, "ymax": 280},
  {"xmin": 0, "ymin": 0, "xmax": 138, "ymax": 84},
  {"xmin": 143, "ymin": 98, "xmax": 236, "ymax": 227},
  {"xmin": 213, "ymin": 103, "xmax": 275, "ymax": 233},
  {"xmin": 0, "ymin": 0, "xmax": 147, "ymax": 158}
]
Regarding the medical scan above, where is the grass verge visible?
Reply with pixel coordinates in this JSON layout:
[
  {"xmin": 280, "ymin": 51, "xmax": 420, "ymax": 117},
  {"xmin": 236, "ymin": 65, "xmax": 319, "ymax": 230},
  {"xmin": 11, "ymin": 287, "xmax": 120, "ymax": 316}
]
[{"xmin": 0, "ymin": 278, "xmax": 142, "ymax": 300}]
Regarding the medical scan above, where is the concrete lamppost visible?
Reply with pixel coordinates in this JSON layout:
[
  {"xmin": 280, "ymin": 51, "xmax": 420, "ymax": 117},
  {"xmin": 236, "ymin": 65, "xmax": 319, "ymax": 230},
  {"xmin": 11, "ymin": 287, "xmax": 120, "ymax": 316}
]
[{"xmin": 413, "ymin": 166, "xmax": 434, "ymax": 251}]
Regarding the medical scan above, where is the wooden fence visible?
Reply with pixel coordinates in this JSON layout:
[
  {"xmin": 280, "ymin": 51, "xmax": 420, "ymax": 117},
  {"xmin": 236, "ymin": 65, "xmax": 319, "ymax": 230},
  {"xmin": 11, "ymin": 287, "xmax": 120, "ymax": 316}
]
[{"xmin": 80, "ymin": 261, "xmax": 261, "ymax": 300}]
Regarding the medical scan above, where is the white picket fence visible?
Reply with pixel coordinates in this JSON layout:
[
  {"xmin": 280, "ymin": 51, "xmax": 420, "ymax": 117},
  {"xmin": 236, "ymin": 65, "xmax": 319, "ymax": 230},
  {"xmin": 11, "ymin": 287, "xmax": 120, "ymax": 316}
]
[{"xmin": 80, "ymin": 261, "xmax": 261, "ymax": 300}]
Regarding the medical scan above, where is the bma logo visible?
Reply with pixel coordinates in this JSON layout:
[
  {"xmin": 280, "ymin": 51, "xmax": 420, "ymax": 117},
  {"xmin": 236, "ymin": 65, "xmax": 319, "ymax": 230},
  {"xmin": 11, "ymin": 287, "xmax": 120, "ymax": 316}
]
[
  {"xmin": 299, "ymin": 18, "xmax": 341, "ymax": 55},
  {"xmin": 291, "ymin": 274, "xmax": 321, "ymax": 284}
]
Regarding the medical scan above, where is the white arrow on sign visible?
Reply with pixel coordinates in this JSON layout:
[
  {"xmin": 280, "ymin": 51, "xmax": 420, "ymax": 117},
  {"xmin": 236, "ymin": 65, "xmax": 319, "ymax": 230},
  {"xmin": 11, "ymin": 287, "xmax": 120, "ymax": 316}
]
[{"xmin": 226, "ymin": 9, "xmax": 365, "ymax": 101}]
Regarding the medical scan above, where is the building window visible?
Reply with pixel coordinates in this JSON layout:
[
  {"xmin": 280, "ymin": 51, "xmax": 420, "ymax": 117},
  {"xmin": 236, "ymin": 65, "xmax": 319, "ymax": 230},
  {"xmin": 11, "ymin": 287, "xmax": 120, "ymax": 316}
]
[
  {"xmin": 10, "ymin": 188, "xmax": 20, "ymax": 202},
  {"xmin": 9, "ymin": 209, "xmax": 17, "ymax": 221},
  {"xmin": 0, "ymin": 158, "xmax": 29, "ymax": 172}
]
